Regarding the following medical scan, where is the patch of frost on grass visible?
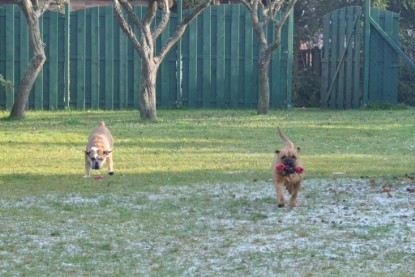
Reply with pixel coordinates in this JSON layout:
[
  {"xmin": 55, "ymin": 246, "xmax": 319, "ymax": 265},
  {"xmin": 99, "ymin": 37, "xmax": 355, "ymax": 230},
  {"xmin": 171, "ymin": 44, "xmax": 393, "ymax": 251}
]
[{"xmin": 0, "ymin": 178, "xmax": 414, "ymax": 276}]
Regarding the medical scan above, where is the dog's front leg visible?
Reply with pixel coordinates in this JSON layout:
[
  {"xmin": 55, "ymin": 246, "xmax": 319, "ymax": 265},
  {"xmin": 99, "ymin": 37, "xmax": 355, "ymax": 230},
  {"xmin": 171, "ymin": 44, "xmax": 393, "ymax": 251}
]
[
  {"xmin": 274, "ymin": 181, "xmax": 286, "ymax": 208},
  {"xmin": 276, "ymin": 182, "xmax": 286, "ymax": 207},
  {"xmin": 107, "ymin": 155, "xmax": 114, "ymax": 175},
  {"xmin": 289, "ymin": 182, "xmax": 302, "ymax": 207},
  {"xmin": 84, "ymin": 159, "xmax": 91, "ymax": 178}
]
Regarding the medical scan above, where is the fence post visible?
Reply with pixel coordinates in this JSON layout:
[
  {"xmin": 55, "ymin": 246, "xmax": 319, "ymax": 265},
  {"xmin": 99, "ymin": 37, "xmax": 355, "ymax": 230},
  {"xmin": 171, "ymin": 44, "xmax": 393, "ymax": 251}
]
[
  {"xmin": 363, "ymin": 0, "xmax": 370, "ymax": 107},
  {"xmin": 176, "ymin": 0, "xmax": 182, "ymax": 107},
  {"xmin": 64, "ymin": 3, "xmax": 70, "ymax": 109},
  {"xmin": 286, "ymin": 9, "xmax": 294, "ymax": 108},
  {"xmin": 5, "ymin": 5, "xmax": 14, "ymax": 110}
]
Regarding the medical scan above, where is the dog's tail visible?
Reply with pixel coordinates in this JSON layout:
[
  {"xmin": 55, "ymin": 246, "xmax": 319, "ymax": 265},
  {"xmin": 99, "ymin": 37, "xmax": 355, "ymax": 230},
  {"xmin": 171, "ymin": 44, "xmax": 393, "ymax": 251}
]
[
  {"xmin": 277, "ymin": 127, "xmax": 294, "ymax": 149},
  {"xmin": 99, "ymin": 121, "xmax": 106, "ymax": 127}
]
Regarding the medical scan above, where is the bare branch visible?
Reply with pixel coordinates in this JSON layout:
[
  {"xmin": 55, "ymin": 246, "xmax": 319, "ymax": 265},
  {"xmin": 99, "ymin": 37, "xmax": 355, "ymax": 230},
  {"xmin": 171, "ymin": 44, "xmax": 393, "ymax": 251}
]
[
  {"xmin": 268, "ymin": 0, "xmax": 297, "ymax": 54},
  {"xmin": 116, "ymin": 0, "xmax": 153, "ymax": 54},
  {"xmin": 240, "ymin": 0, "xmax": 255, "ymax": 16},
  {"xmin": 113, "ymin": 0, "xmax": 141, "ymax": 53},
  {"xmin": 117, "ymin": 0, "xmax": 144, "ymax": 30},
  {"xmin": 240, "ymin": 0, "xmax": 267, "ymax": 46},
  {"xmin": 144, "ymin": 0, "xmax": 158, "ymax": 25},
  {"xmin": 155, "ymin": 0, "xmax": 213, "ymax": 64},
  {"xmin": 153, "ymin": 0, "xmax": 171, "ymax": 41},
  {"xmin": 37, "ymin": 0, "xmax": 53, "ymax": 15}
]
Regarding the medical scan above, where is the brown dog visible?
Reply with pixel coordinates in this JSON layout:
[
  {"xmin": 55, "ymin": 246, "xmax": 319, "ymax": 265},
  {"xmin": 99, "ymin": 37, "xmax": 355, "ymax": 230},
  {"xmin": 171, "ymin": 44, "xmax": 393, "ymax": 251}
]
[
  {"xmin": 272, "ymin": 128, "xmax": 304, "ymax": 207},
  {"xmin": 84, "ymin": 121, "xmax": 114, "ymax": 178}
]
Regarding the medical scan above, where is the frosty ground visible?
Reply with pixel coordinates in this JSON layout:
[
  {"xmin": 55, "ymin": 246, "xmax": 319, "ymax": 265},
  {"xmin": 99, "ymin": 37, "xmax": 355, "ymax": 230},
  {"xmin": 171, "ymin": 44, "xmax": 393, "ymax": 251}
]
[{"xmin": 1, "ymin": 178, "xmax": 414, "ymax": 276}]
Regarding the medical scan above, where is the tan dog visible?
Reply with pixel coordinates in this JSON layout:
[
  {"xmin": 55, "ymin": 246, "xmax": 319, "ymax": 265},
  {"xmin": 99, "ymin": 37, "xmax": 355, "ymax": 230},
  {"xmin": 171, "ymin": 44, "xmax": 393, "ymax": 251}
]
[
  {"xmin": 272, "ymin": 128, "xmax": 304, "ymax": 207},
  {"xmin": 84, "ymin": 121, "xmax": 114, "ymax": 178}
]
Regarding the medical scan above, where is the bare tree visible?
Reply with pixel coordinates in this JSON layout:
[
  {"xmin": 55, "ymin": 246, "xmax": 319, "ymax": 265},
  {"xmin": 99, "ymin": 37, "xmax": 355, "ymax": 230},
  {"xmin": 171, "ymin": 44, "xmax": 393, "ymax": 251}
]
[
  {"xmin": 113, "ymin": 0, "xmax": 213, "ymax": 120},
  {"xmin": 9, "ymin": 0, "xmax": 58, "ymax": 119},
  {"xmin": 240, "ymin": 0, "xmax": 297, "ymax": 115}
]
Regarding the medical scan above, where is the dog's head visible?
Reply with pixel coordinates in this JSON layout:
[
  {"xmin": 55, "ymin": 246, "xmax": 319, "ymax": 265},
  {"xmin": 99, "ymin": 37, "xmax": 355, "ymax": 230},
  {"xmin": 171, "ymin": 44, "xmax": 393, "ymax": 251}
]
[
  {"xmin": 275, "ymin": 128, "xmax": 302, "ymax": 175},
  {"xmin": 275, "ymin": 148, "xmax": 301, "ymax": 175},
  {"xmin": 85, "ymin": 146, "xmax": 112, "ymax": 170}
]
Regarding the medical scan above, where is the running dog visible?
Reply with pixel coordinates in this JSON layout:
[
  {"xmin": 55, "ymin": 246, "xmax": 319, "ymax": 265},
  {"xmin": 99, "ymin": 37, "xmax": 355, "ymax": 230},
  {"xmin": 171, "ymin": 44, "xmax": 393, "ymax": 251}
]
[
  {"xmin": 84, "ymin": 121, "xmax": 114, "ymax": 178},
  {"xmin": 271, "ymin": 128, "xmax": 304, "ymax": 207}
]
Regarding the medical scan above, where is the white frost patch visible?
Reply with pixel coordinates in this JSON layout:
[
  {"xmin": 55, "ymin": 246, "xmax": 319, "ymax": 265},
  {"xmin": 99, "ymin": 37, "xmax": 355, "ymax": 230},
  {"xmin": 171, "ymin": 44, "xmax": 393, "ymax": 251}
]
[{"xmin": 1, "ymin": 178, "xmax": 414, "ymax": 276}]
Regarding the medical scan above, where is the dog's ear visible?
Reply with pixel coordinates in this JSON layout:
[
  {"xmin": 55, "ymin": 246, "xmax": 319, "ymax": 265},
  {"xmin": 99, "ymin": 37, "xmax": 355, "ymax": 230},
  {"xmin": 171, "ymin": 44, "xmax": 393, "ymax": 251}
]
[
  {"xmin": 103, "ymin": 150, "xmax": 112, "ymax": 155},
  {"xmin": 275, "ymin": 149, "xmax": 280, "ymax": 154},
  {"xmin": 297, "ymin": 147, "xmax": 301, "ymax": 152},
  {"xmin": 85, "ymin": 150, "xmax": 90, "ymax": 155}
]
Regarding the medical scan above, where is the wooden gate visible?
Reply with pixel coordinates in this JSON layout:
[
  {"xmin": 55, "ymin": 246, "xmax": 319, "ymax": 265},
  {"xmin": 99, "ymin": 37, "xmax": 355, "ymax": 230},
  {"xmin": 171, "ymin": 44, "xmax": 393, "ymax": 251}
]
[
  {"xmin": 367, "ymin": 8, "xmax": 400, "ymax": 104},
  {"xmin": 321, "ymin": 6, "xmax": 362, "ymax": 109},
  {"xmin": 321, "ymin": 6, "xmax": 401, "ymax": 108}
]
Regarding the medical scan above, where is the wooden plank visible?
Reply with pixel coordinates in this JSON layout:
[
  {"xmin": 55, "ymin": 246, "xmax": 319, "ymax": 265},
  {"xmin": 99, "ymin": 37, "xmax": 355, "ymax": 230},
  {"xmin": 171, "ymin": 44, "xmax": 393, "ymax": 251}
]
[
  {"xmin": 383, "ymin": 11, "xmax": 392, "ymax": 102},
  {"xmin": 328, "ymin": 10, "xmax": 339, "ymax": 108},
  {"xmin": 352, "ymin": 7, "xmax": 361, "ymax": 108},
  {"xmin": 202, "ymin": 7, "xmax": 211, "ymax": 107},
  {"xmin": 187, "ymin": 17, "xmax": 197, "ymax": 108},
  {"xmin": 64, "ymin": 3, "xmax": 70, "ymax": 109},
  {"xmin": 119, "ymin": 15, "xmax": 128, "ymax": 109},
  {"xmin": 176, "ymin": 1, "xmax": 182, "ymax": 107},
  {"xmin": 0, "ymin": 7, "xmax": 6, "ymax": 107},
  {"xmin": 336, "ymin": 7, "xmax": 346, "ymax": 108},
  {"xmin": 48, "ymin": 11, "xmax": 59, "ymax": 110},
  {"xmin": 5, "ymin": 5, "xmax": 14, "ymax": 110},
  {"xmin": 369, "ymin": 9, "xmax": 380, "ymax": 102},
  {"xmin": 74, "ymin": 9, "xmax": 86, "ymax": 110},
  {"xmin": 214, "ymin": 5, "xmax": 225, "ymax": 108},
  {"xmin": 229, "ymin": 4, "xmax": 239, "ymax": 108},
  {"xmin": 383, "ymin": 11, "xmax": 398, "ymax": 103},
  {"xmin": 320, "ymin": 13, "xmax": 331, "ymax": 107},
  {"xmin": 344, "ymin": 7, "xmax": 353, "ymax": 108},
  {"xmin": 90, "ymin": 7, "xmax": 100, "ymax": 109},
  {"xmin": 285, "ymin": 11, "xmax": 294, "ymax": 108},
  {"xmin": 104, "ymin": 7, "xmax": 114, "ymax": 109},
  {"xmin": 243, "ymin": 8, "xmax": 253, "ymax": 108},
  {"xmin": 181, "ymin": 21, "xmax": 189, "ymax": 104}
]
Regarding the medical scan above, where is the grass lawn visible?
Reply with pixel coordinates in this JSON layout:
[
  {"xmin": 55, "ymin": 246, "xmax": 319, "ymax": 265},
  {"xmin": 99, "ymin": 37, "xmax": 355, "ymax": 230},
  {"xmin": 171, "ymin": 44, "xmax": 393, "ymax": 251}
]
[{"xmin": 0, "ymin": 108, "xmax": 414, "ymax": 276}]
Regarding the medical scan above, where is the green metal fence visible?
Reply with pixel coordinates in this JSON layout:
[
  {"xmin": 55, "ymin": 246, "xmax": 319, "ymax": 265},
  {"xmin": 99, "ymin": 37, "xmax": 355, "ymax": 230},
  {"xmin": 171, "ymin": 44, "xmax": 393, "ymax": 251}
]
[{"xmin": 0, "ymin": 4, "xmax": 293, "ymax": 110}]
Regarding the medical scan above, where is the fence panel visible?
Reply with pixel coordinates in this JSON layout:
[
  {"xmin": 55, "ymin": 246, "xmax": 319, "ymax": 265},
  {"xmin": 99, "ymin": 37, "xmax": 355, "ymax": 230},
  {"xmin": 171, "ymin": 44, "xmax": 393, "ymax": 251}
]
[
  {"xmin": 368, "ymin": 8, "xmax": 400, "ymax": 104},
  {"xmin": 0, "ymin": 4, "xmax": 293, "ymax": 110},
  {"xmin": 321, "ymin": 6, "xmax": 362, "ymax": 109},
  {"xmin": 321, "ymin": 6, "xmax": 400, "ymax": 108},
  {"xmin": 181, "ymin": 5, "xmax": 292, "ymax": 108}
]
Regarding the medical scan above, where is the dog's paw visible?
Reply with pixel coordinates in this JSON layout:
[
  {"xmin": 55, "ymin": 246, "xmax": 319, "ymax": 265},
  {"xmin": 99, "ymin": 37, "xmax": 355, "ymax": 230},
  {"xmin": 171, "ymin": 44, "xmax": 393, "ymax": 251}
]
[
  {"xmin": 108, "ymin": 171, "xmax": 114, "ymax": 176},
  {"xmin": 84, "ymin": 175, "xmax": 90, "ymax": 178},
  {"xmin": 278, "ymin": 203, "xmax": 285, "ymax": 208}
]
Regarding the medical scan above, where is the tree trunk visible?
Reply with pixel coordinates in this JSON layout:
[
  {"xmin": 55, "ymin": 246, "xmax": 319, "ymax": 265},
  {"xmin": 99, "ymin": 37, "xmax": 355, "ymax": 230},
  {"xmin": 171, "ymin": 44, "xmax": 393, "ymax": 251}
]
[
  {"xmin": 10, "ymin": 1, "xmax": 46, "ymax": 119},
  {"xmin": 257, "ymin": 51, "xmax": 271, "ymax": 115},
  {"xmin": 140, "ymin": 60, "xmax": 158, "ymax": 120}
]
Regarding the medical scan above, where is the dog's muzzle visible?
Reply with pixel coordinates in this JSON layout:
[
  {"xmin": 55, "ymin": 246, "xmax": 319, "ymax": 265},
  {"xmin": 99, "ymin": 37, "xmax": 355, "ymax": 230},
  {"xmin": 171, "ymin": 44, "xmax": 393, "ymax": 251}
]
[
  {"xmin": 282, "ymin": 157, "xmax": 295, "ymax": 175},
  {"xmin": 283, "ymin": 157, "xmax": 295, "ymax": 168}
]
